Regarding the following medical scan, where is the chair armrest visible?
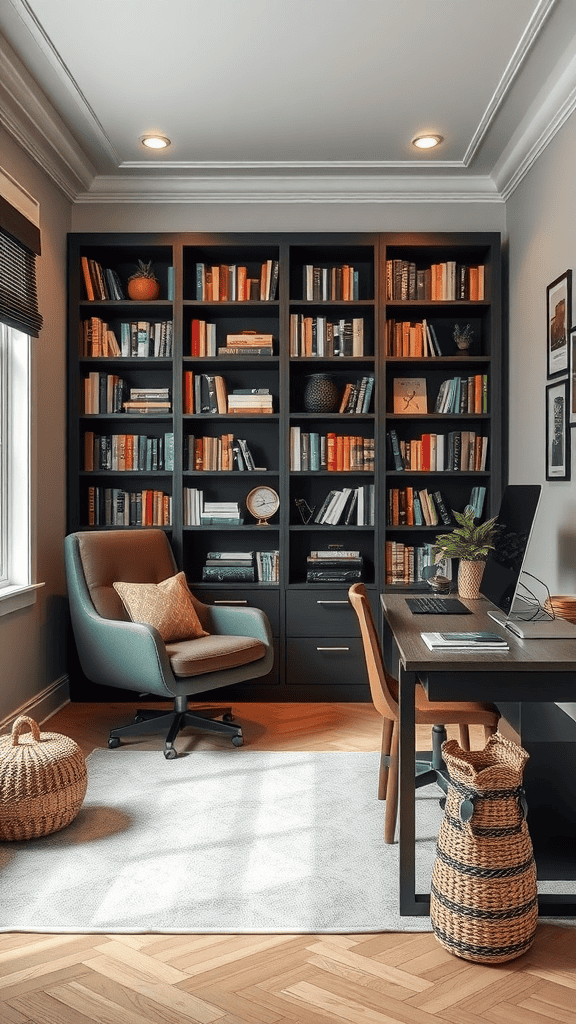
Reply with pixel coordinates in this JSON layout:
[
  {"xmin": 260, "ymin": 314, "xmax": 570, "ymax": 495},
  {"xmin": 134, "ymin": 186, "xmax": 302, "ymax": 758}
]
[
  {"xmin": 203, "ymin": 602, "xmax": 274, "ymax": 648},
  {"xmin": 72, "ymin": 604, "xmax": 177, "ymax": 696}
]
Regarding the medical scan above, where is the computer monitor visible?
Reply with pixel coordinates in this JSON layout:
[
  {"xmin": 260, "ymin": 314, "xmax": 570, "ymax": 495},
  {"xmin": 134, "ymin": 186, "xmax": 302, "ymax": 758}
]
[
  {"xmin": 480, "ymin": 484, "xmax": 541, "ymax": 617},
  {"xmin": 482, "ymin": 483, "xmax": 576, "ymax": 637}
]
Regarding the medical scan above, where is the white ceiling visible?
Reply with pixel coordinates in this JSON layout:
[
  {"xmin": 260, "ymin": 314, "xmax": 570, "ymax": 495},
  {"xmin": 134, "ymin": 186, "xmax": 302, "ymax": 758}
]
[{"xmin": 1, "ymin": 0, "xmax": 576, "ymax": 203}]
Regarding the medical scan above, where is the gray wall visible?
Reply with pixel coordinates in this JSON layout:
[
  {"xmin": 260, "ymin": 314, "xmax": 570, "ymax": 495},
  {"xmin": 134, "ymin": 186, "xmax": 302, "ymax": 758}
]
[
  {"xmin": 0, "ymin": 127, "xmax": 71, "ymax": 727},
  {"xmin": 506, "ymin": 109, "xmax": 576, "ymax": 595}
]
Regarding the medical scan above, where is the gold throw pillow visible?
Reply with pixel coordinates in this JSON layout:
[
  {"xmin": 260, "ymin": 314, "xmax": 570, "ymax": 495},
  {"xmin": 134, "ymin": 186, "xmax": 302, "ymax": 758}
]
[{"xmin": 113, "ymin": 572, "xmax": 209, "ymax": 642}]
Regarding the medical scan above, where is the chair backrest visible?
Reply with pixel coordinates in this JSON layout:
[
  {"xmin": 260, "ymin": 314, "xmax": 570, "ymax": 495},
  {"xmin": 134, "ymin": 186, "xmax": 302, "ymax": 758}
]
[
  {"xmin": 73, "ymin": 529, "xmax": 178, "ymax": 620},
  {"xmin": 348, "ymin": 583, "xmax": 399, "ymax": 722}
]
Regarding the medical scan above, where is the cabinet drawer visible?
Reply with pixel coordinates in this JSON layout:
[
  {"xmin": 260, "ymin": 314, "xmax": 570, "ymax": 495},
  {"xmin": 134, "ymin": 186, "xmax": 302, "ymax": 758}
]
[
  {"xmin": 286, "ymin": 637, "xmax": 366, "ymax": 686},
  {"xmin": 197, "ymin": 589, "xmax": 280, "ymax": 636},
  {"xmin": 286, "ymin": 589, "xmax": 375, "ymax": 637}
]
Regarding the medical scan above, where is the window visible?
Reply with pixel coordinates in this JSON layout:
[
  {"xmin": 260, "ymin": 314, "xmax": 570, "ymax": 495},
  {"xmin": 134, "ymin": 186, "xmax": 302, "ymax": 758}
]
[{"xmin": 0, "ymin": 322, "xmax": 40, "ymax": 615}]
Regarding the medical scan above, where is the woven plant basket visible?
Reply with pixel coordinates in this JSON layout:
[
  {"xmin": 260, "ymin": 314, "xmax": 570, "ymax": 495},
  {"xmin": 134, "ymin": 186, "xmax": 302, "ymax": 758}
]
[
  {"xmin": 0, "ymin": 716, "xmax": 87, "ymax": 841},
  {"xmin": 457, "ymin": 560, "xmax": 485, "ymax": 599},
  {"xmin": 430, "ymin": 731, "xmax": 537, "ymax": 964}
]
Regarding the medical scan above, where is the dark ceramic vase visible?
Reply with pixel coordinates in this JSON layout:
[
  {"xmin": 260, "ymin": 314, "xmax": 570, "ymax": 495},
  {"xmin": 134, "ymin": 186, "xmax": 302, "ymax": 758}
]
[{"xmin": 303, "ymin": 373, "xmax": 340, "ymax": 413}]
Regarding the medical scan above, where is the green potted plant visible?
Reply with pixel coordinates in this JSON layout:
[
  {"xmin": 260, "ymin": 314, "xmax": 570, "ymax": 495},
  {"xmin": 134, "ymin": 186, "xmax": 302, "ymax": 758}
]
[{"xmin": 429, "ymin": 507, "xmax": 499, "ymax": 599}]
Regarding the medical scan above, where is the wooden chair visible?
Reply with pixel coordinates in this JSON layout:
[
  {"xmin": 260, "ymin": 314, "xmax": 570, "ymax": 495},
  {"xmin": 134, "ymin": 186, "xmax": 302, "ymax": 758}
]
[{"xmin": 348, "ymin": 583, "xmax": 500, "ymax": 843}]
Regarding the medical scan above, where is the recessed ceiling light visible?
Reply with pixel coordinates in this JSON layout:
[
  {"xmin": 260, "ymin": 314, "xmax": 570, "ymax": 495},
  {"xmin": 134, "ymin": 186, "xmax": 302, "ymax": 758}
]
[
  {"xmin": 141, "ymin": 134, "xmax": 171, "ymax": 150},
  {"xmin": 412, "ymin": 134, "xmax": 443, "ymax": 150}
]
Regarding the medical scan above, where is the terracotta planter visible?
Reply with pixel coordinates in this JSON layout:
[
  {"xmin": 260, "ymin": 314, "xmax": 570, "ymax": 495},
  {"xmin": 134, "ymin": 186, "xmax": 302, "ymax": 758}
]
[
  {"xmin": 458, "ymin": 560, "xmax": 485, "ymax": 599},
  {"xmin": 127, "ymin": 277, "xmax": 161, "ymax": 301}
]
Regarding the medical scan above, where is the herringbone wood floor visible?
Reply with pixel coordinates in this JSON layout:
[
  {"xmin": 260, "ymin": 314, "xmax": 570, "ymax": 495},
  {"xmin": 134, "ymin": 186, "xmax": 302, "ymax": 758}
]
[{"xmin": 2, "ymin": 701, "xmax": 575, "ymax": 1024}]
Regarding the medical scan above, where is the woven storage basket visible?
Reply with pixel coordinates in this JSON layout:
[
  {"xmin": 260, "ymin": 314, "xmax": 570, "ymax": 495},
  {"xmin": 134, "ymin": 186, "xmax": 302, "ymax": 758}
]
[
  {"xmin": 0, "ymin": 716, "xmax": 87, "ymax": 841},
  {"xmin": 544, "ymin": 594, "xmax": 576, "ymax": 624},
  {"xmin": 430, "ymin": 731, "xmax": 537, "ymax": 964}
]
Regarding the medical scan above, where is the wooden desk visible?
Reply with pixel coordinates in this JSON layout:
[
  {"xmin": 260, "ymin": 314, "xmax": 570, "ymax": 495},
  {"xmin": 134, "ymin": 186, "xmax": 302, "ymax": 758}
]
[{"xmin": 380, "ymin": 592, "xmax": 576, "ymax": 918}]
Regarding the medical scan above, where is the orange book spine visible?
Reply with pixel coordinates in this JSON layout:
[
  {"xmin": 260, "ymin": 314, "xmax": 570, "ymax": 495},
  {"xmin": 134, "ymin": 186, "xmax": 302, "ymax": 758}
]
[
  {"xmin": 326, "ymin": 432, "xmax": 336, "ymax": 471},
  {"xmin": 335, "ymin": 436, "xmax": 344, "ymax": 471}
]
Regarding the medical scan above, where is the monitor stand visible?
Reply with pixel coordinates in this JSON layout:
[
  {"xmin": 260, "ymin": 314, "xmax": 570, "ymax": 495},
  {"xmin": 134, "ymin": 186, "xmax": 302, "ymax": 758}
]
[{"xmin": 487, "ymin": 608, "xmax": 576, "ymax": 638}]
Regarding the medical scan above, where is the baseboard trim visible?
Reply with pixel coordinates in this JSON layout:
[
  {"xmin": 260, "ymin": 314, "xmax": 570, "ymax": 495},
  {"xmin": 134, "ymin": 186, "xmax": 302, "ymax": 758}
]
[{"xmin": 0, "ymin": 675, "xmax": 70, "ymax": 735}]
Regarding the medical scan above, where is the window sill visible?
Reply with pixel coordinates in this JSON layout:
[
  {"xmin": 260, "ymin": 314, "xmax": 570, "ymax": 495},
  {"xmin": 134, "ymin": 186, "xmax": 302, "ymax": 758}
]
[{"xmin": 0, "ymin": 582, "xmax": 45, "ymax": 617}]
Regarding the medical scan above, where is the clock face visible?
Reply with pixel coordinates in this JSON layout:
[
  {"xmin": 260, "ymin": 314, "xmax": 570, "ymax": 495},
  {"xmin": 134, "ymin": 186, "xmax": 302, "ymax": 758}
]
[{"xmin": 246, "ymin": 486, "xmax": 279, "ymax": 522}]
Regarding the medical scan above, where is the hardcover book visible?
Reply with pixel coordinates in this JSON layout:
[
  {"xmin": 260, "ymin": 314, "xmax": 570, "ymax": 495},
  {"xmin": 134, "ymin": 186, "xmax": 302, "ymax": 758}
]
[{"xmin": 393, "ymin": 378, "xmax": 427, "ymax": 414}]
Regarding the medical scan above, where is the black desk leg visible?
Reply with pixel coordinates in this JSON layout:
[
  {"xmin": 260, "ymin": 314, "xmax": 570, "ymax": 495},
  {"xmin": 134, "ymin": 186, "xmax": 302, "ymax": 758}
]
[{"xmin": 398, "ymin": 664, "xmax": 431, "ymax": 916}]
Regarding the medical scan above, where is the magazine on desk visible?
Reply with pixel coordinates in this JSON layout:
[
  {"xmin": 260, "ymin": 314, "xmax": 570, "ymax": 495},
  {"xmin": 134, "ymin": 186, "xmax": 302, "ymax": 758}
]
[{"xmin": 421, "ymin": 631, "xmax": 509, "ymax": 651}]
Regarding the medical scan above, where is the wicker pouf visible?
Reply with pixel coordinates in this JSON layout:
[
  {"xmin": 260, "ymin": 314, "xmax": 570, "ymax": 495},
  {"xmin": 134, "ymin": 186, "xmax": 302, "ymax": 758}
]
[
  {"xmin": 430, "ymin": 732, "xmax": 538, "ymax": 964},
  {"xmin": 0, "ymin": 716, "xmax": 87, "ymax": 841}
]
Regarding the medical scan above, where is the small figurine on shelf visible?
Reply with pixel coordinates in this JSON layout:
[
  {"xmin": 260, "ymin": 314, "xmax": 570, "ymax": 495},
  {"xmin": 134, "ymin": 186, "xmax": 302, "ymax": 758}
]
[{"xmin": 453, "ymin": 323, "xmax": 474, "ymax": 352}]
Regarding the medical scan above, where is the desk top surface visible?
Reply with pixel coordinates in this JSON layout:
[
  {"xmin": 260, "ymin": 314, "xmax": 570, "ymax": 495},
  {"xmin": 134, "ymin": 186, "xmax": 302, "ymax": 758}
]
[{"xmin": 381, "ymin": 592, "xmax": 576, "ymax": 674}]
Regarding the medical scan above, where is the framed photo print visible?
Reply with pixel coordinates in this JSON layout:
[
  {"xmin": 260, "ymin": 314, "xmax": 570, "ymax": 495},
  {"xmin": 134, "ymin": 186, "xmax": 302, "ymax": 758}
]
[
  {"xmin": 570, "ymin": 325, "xmax": 576, "ymax": 427},
  {"xmin": 546, "ymin": 379, "xmax": 570, "ymax": 480},
  {"xmin": 547, "ymin": 270, "xmax": 572, "ymax": 378}
]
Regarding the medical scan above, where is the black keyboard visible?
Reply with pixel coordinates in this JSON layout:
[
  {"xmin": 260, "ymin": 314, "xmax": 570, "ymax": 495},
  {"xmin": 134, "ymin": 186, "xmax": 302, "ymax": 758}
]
[{"xmin": 406, "ymin": 596, "xmax": 471, "ymax": 615}]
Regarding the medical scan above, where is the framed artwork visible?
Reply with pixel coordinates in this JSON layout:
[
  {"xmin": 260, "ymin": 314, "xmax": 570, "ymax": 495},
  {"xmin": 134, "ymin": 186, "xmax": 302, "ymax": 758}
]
[
  {"xmin": 546, "ymin": 379, "xmax": 570, "ymax": 480},
  {"xmin": 570, "ymin": 325, "xmax": 576, "ymax": 426},
  {"xmin": 547, "ymin": 270, "xmax": 572, "ymax": 378}
]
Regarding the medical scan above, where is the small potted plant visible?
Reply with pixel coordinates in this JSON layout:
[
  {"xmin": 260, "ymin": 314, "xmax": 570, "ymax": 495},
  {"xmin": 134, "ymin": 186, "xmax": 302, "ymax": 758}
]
[
  {"xmin": 127, "ymin": 260, "xmax": 161, "ymax": 301},
  {"xmin": 453, "ymin": 323, "xmax": 474, "ymax": 352},
  {"xmin": 429, "ymin": 506, "xmax": 499, "ymax": 599}
]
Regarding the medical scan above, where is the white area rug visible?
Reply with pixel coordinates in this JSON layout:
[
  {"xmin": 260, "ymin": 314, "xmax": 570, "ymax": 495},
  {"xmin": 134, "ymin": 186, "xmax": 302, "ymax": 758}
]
[{"xmin": 0, "ymin": 749, "xmax": 448, "ymax": 933}]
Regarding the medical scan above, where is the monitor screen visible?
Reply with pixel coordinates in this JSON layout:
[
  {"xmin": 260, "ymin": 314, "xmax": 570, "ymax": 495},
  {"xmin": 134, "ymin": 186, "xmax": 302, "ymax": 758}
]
[{"xmin": 479, "ymin": 484, "xmax": 542, "ymax": 616}]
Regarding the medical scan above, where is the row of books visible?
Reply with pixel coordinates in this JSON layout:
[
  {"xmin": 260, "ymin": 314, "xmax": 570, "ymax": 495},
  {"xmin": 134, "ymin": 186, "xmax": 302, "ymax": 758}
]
[
  {"xmin": 195, "ymin": 261, "xmax": 278, "ymax": 301},
  {"xmin": 387, "ymin": 429, "xmax": 489, "ymax": 472},
  {"xmin": 184, "ymin": 492, "xmax": 242, "ymax": 526},
  {"xmin": 200, "ymin": 550, "xmax": 279, "ymax": 583},
  {"xmin": 312, "ymin": 484, "xmax": 374, "ymax": 526},
  {"xmin": 289, "ymin": 428, "xmax": 374, "ymax": 472},
  {"xmin": 385, "ymin": 259, "xmax": 485, "ymax": 301},
  {"xmin": 183, "ymin": 373, "xmax": 274, "ymax": 415},
  {"xmin": 289, "ymin": 315, "xmax": 365, "ymax": 357},
  {"xmin": 303, "ymin": 264, "xmax": 362, "ymax": 301},
  {"xmin": 81, "ymin": 317, "xmax": 173, "ymax": 359},
  {"xmin": 385, "ymin": 319, "xmax": 444, "ymax": 357},
  {"xmin": 385, "ymin": 541, "xmax": 452, "ymax": 586},
  {"xmin": 306, "ymin": 549, "xmax": 363, "ymax": 584},
  {"xmin": 388, "ymin": 487, "xmax": 452, "ymax": 527},
  {"xmin": 87, "ymin": 487, "xmax": 171, "ymax": 526},
  {"xmin": 184, "ymin": 433, "xmax": 262, "ymax": 472},
  {"xmin": 83, "ymin": 431, "xmax": 174, "ymax": 472},
  {"xmin": 81, "ymin": 258, "xmax": 125, "ymax": 302},
  {"xmin": 435, "ymin": 375, "xmax": 488, "ymax": 414},
  {"xmin": 338, "ymin": 376, "xmax": 374, "ymax": 414}
]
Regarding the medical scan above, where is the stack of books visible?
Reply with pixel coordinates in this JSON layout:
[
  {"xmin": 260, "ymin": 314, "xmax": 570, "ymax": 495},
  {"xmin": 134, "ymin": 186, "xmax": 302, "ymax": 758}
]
[
  {"xmin": 289, "ymin": 315, "xmax": 365, "ymax": 357},
  {"xmin": 122, "ymin": 388, "xmax": 171, "ymax": 413},
  {"xmin": 314, "ymin": 484, "xmax": 374, "ymax": 526},
  {"xmin": 202, "ymin": 551, "xmax": 256, "ymax": 582},
  {"xmin": 218, "ymin": 333, "xmax": 274, "ymax": 357},
  {"xmin": 227, "ymin": 389, "xmax": 273, "ymax": 414},
  {"xmin": 421, "ymin": 632, "xmax": 508, "ymax": 651},
  {"xmin": 303, "ymin": 263, "xmax": 360, "ymax": 301},
  {"xmin": 119, "ymin": 320, "xmax": 173, "ymax": 357},
  {"xmin": 190, "ymin": 319, "xmax": 217, "ymax": 357},
  {"xmin": 306, "ymin": 549, "xmax": 363, "ymax": 583},
  {"xmin": 200, "ymin": 501, "xmax": 243, "ymax": 526},
  {"xmin": 81, "ymin": 317, "xmax": 121, "ymax": 357},
  {"xmin": 196, "ymin": 261, "xmax": 278, "ymax": 301}
]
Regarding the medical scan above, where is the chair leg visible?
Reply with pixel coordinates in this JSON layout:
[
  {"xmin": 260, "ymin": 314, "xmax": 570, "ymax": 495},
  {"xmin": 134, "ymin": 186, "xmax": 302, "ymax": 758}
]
[
  {"xmin": 484, "ymin": 723, "xmax": 498, "ymax": 744},
  {"xmin": 459, "ymin": 724, "xmax": 471, "ymax": 751},
  {"xmin": 384, "ymin": 722, "xmax": 399, "ymax": 845},
  {"xmin": 379, "ymin": 718, "xmax": 393, "ymax": 800}
]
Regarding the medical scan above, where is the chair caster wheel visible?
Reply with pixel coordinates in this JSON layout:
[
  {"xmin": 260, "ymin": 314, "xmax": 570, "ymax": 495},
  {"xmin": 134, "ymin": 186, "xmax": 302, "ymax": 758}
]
[
  {"xmin": 134, "ymin": 714, "xmax": 145, "ymax": 723},
  {"xmin": 222, "ymin": 712, "xmax": 234, "ymax": 722},
  {"xmin": 108, "ymin": 736, "xmax": 120, "ymax": 749},
  {"xmin": 164, "ymin": 747, "xmax": 178, "ymax": 760},
  {"xmin": 231, "ymin": 735, "xmax": 243, "ymax": 747}
]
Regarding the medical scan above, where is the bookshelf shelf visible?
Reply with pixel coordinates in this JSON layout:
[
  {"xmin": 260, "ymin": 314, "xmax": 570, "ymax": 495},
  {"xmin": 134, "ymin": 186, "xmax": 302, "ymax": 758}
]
[{"xmin": 68, "ymin": 230, "xmax": 502, "ymax": 699}]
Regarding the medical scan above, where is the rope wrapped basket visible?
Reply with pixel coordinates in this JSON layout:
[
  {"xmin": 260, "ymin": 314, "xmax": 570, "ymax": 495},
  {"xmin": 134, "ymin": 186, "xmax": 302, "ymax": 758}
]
[
  {"xmin": 430, "ymin": 731, "xmax": 538, "ymax": 964},
  {"xmin": 0, "ymin": 716, "xmax": 87, "ymax": 841}
]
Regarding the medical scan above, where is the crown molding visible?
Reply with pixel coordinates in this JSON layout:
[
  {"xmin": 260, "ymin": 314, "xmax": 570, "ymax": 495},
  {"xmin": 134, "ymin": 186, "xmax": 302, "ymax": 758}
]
[
  {"xmin": 0, "ymin": 32, "xmax": 95, "ymax": 200},
  {"xmin": 75, "ymin": 173, "xmax": 503, "ymax": 205}
]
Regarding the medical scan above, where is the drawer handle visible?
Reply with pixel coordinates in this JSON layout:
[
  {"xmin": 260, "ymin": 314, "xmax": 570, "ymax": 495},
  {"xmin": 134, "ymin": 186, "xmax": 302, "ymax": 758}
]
[
  {"xmin": 214, "ymin": 600, "xmax": 249, "ymax": 605},
  {"xmin": 316, "ymin": 646, "xmax": 351, "ymax": 651},
  {"xmin": 316, "ymin": 600, "xmax": 349, "ymax": 605}
]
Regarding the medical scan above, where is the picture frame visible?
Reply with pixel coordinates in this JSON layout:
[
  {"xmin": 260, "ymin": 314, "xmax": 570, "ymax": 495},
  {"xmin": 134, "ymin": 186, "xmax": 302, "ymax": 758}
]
[
  {"xmin": 570, "ymin": 325, "xmax": 576, "ymax": 427},
  {"xmin": 547, "ymin": 270, "xmax": 572, "ymax": 378},
  {"xmin": 546, "ymin": 379, "xmax": 570, "ymax": 480}
]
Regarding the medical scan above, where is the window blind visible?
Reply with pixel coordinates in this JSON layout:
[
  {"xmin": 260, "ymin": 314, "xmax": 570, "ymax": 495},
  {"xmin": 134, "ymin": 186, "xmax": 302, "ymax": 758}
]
[{"xmin": 0, "ymin": 196, "xmax": 43, "ymax": 337}]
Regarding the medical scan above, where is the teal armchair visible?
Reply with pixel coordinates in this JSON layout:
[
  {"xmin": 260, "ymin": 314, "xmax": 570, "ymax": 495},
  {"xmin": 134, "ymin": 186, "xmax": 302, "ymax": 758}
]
[{"xmin": 64, "ymin": 529, "xmax": 274, "ymax": 758}]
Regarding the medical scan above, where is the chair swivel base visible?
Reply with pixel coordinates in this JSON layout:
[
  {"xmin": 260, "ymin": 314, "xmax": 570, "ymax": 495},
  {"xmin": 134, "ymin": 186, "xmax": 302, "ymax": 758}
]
[{"xmin": 108, "ymin": 702, "xmax": 243, "ymax": 759}]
